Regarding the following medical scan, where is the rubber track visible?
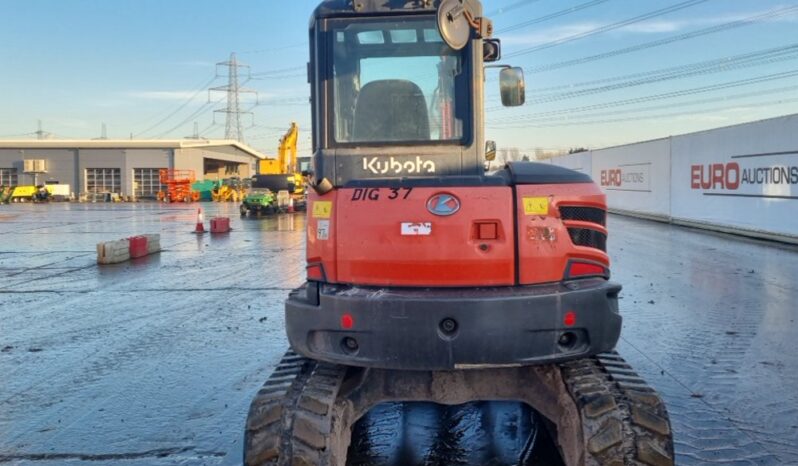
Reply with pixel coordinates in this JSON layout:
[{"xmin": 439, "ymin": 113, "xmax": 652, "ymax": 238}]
[
  {"xmin": 245, "ymin": 350, "xmax": 674, "ymax": 465},
  {"xmin": 244, "ymin": 350, "xmax": 347, "ymax": 466},
  {"xmin": 561, "ymin": 352, "xmax": 675, "ymax": 466}
]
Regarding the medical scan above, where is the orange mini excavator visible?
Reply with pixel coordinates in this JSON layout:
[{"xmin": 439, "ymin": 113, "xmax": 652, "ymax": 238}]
[{"xmin": 245, "ymin": 1, "xmax": 674, "ymax": 465}]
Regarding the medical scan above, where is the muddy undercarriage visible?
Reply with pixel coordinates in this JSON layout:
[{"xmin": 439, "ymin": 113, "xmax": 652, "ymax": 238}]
[{"xmin": 244, "ymin": 350, "xmax": 673, "ymax": 466}]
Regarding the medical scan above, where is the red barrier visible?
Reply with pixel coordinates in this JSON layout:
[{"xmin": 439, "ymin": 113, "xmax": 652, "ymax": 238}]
[
  {"xmin": 128, "ymin": 235, "xmax": 149, "ymax": 258},
  {"xmin": 210, "ymin": 217, "xmax": 231, "ymax": 234}
]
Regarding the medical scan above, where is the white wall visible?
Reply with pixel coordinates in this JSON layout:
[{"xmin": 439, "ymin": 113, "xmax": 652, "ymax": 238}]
[
  {"xmin": 548, "ymin": 114, "xmax": 798, "ymax": 243},
  {"xmin": 670, "ymin": 114, "xmax": 798, "ymax": 237}
]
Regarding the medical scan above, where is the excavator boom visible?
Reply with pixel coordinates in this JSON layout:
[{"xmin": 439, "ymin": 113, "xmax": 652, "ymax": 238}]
[{"xmin": 277, "ymin": 122, "xmax": 299, "ymax": 174}]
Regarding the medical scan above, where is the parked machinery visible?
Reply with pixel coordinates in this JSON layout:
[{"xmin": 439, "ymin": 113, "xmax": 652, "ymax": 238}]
[
  {"xmin": 0, "ymin": 186, "xmax": 13, "ymax": 204},
  {"xmin": 212, "ymin": 177, "xmax": 248, "ymax": 203},
  {"xmin": 241, "ymin": 122, "xmax": 307, "ymax": 215},
  {"xmin": 158, "ymin": 169, "xmax": 200, "ymax": 203}
]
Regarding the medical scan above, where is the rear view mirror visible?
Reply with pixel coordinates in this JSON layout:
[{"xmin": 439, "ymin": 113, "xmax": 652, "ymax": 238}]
[
  {"xmin": 500, "ymin": 67, "xmax": 525, "ymax": 107},
  {"xmin": 485, "ymin": 140, "xmax": 497, "ymax": 162},
  {"xmin": 483, "ymin": 39, "xmax": 501, "ymax": 63}
]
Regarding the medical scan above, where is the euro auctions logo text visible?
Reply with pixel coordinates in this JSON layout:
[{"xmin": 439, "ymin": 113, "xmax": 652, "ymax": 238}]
[
  {"xmin": 601, "ymin": 169, "xmax": 645, "ymax": 187},
  {"xmin": 690, "ymin": 162, "xmax": 798, "ymax": 190},
  {"xmin": 599, "ymin": 165, "xmax": 650, "ymax": 192}
]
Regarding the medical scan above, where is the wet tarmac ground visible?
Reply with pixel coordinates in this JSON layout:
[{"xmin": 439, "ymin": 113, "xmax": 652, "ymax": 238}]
[{"xmin": 1, "ymin": 203, "xmax": 797, "ymax": 465}]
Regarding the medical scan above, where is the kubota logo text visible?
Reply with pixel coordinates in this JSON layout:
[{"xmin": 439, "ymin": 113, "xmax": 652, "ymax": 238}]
[{"xmin": 362, "ymin": 156, "xmax": 436, "ymax": 175}]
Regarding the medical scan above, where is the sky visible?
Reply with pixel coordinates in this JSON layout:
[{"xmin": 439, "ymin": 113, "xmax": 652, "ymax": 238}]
[{"xmin": 0, "ymin": 0, "xmax": 797, "ymax": 157}]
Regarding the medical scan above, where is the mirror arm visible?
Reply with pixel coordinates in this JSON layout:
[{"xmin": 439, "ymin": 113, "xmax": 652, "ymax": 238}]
[{"xmin": 463, "ymin": 9, "xmax": 493, "ymax": 39}]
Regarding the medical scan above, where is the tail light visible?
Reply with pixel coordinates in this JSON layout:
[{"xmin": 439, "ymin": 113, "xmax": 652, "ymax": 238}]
[{"xmin": 567, "ymin": 260, "xmax": 609, "ymax": 279}]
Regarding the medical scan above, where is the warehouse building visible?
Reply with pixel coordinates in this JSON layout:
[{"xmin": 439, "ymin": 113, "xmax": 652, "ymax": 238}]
[{"xmin": 0, "ymin": 139, "xmax": 265, "ymax": 199}]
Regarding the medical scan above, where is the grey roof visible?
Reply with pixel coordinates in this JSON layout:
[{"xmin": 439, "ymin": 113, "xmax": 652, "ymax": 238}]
[{"xmin": 0, "ymin": 139, "xmax": 267, "ymax": 160}]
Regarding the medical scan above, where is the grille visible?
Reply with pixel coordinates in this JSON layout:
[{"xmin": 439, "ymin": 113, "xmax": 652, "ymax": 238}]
[
  {"xmin": 559, "ymin": 206, "xmax": 606, "ymax": 226},
  {"xmin": 568, "ymin": 228, "xmax": 607, "ymax": 252}
]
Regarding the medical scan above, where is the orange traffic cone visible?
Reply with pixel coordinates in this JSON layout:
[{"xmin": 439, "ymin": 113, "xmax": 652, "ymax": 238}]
[{"xmin": 194, "ymin": 208, "xmax": 205, "ymax": 234}]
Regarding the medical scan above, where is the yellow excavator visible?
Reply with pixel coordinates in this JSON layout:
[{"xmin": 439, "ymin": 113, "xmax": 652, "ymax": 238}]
[
  {"xmin": 241, "ymin": 123, "xmax": 306, "ymax": 215},
  {"xmin": 257, "ymin": 122, "xmax": 303, "ymax": 195}
]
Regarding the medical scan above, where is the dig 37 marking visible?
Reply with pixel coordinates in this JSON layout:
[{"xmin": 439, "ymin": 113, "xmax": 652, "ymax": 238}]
[{"xmin": 350, "ymin": 188, "xmax": 413, "ymax": 201}]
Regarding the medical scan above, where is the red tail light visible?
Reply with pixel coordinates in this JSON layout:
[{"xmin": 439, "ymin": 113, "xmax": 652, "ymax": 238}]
[
  {"xmin": 564, "ymin": 311, "xmax": 577, "ymax": 327},
  {"xmin": 341, "ymin": 314, "xmax": 354, "ymax": 329},
  {"xmin": 567, "ymin": 261, "xmax": 608, "ymax": 279}
]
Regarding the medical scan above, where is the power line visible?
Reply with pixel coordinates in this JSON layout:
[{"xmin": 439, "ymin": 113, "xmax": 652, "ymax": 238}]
[
  {"xmin": 133, "ymin": 75, "xmax": 218, "ymax": 138},
  {"xmin": 487, "ymin": 0, "xmax": 548, "ymax": 17},
  {"xmin": 523, "ymin": 4, "xmax": 798, "ymax": 73},
  {"xmin": 250, "ymin": 73, "xmax": 306, "ymax": 81},
  {"xmin": 0, "ymin": 132, "xmax": 35, "ymax": 139},
  {"xmin": 254, "ymin": 97, "xmax": 308, "ymax": 107},
  {"xmin": 488, "ymin": 96, "xmax": 798, "ymax": 130},
  {"xmin": 490, "ymin": 84, "xmax": 798, "ymax": 125},
  {"xmin": 153, "ymin": 99, "xmax": 221, "ymax": 139},
  {"xmin": 497, "ymin": 0, "xmax": 613, "ymax": 34},
  {"xmin": 486, "ymin": 43, "xmax": 798, "ymax": 110},
  {"xmin": 523, "ymin": 43, "xmax": 798, "ymax": 94},
  {"xmin": 489, "ymin": 70, "xmax": 798, "ymax": 123},
  {"xmin": 198, "ymin": 121, "xmax": 220, "ymax": 137},
  {"xmin": 251, "ymin": 65, "xmax": 305, "ymax": 77},
  {"xmin": 240, "ymin": 43, "xmax": 307, "ymax": 54},
  {"xmin": 504, "ymin": 0, "xmax": 709, "ymax": 58}
]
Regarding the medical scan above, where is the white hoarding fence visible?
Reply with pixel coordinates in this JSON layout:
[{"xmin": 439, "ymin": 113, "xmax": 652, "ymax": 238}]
[
  {"xmin": 547, "ymin": 113, "xmax": 798, "ymax": 243},
  {"xmin": 670, "ymin": 115, "xmax": 798, "ymax": 239}
]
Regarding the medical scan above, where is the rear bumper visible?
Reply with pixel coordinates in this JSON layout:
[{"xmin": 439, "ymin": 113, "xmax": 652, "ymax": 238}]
[{"xmin": 285, "ymin": 279, "xmax": 622, "ymax": 370}]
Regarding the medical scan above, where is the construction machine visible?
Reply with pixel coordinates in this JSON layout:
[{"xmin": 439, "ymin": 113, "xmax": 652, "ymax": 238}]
[
  {"xmin": 239, "ymin": 188, "xmax": 277, "ymax": 216},
  {"xmin": 158, "ymin": 169, "xmax": 201, "ymax": 203},
  {"xmin": 259, "ymin": 123, "xmax": 305, "ymax": 195},
  {"xmin": 259, "ymin": 123, "xmax": 300, "ymax": 177},
  {"xmin": 212, "ymin": 177, "xmax": 247, "ymax": 203},
  {"xmin": 0, "ymin": 186, "xmax": 12, "ymax": 204},
  {"xmin": 243, "ymin": 123, "xmax": 307, "ymax": 215},
  {"xmin": 244, "ymin": 1, "xmax": 674, "ymax": 465}
]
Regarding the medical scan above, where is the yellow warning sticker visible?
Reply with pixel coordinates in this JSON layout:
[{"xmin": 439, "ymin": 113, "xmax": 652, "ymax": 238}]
[
  {"xmin": 523, "ymin": 197, "xmax": 549, "ymax": 216},
  {"xmin": 312, "ymin": 201, "xmax": 333, "ymax": 219}
]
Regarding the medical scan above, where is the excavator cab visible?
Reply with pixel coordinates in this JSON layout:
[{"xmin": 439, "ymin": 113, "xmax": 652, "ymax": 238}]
[{"xmin": 306, "ymin": 0, "xmax": 523, "ymax": 188}]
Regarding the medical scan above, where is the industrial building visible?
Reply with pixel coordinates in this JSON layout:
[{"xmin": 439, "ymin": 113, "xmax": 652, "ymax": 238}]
[{"xmin": 0, "ymin": 139, "xmax": 265, "ymax": 199}]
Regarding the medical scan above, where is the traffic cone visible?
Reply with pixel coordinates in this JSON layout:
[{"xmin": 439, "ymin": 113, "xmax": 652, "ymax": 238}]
[
  {"xmin": 287, "ymin": 198, "xmax": 295, "ymax": 213},
  {"xmin": 194, "ymin": 208, "xmax": 205, "ymax": 234}
]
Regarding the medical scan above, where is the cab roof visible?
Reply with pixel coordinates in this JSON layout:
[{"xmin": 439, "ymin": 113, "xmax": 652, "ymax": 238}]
[{"xmin": 312, "ymin": 0, "xmax": 440, "ymax": 20}]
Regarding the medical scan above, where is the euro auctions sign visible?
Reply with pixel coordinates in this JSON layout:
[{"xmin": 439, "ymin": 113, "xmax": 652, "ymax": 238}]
[
  {"xmin": 690, "ymin": 152, "xmax": 798, "ymax": 199},
  {"xmin": 600, "ymin": 164, "xmax": 651, "ymax": 192}
]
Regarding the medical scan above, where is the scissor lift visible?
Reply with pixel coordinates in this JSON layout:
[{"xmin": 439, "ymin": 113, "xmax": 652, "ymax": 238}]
[{"xmin": 158, "ymin": 169, "xmax": 200, "ymax": 203}]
